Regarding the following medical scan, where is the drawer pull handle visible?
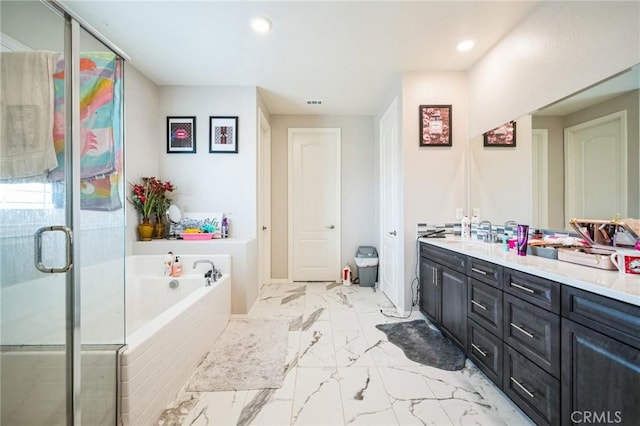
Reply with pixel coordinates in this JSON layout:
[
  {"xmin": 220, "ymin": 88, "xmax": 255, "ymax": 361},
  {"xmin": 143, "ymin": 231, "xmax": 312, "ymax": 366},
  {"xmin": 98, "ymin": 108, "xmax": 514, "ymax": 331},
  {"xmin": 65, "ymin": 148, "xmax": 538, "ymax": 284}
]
[
  {"xmin": 510, "ymin": 377, "xmax": 535, "ymax": 399},
  {"xmin": 471, "ymin": 267, "xmax": 487, "ymax": 275},
  {"xmin": 471, "ymin": 343, "xmax": 488, "ymax": 357},
  {"xmin": 471, "ymin": 300, "xmax": 487, "ymax": 310},
  {"xmin": 510, "ymin": 322, "xmax": 535, "ymax": 338},
  {"xmin": 511, "ymin": 282, "xmax": 535, "ymax": 294}
]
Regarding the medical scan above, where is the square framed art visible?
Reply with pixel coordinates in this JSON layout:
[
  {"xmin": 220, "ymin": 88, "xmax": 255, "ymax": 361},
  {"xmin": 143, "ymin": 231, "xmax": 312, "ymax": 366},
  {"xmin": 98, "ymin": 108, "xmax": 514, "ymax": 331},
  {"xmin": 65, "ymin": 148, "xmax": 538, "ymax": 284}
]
[
  {"xmin": 419, "ymin": 105, "xmax": 452, "ymax": 146},
  {"xmin": 167, "ymin": 116, "xmax": 196, "ymax": 153},
  {"xmin": 209, "ymin": 116, "xmax": 238, "ymax": 153}
]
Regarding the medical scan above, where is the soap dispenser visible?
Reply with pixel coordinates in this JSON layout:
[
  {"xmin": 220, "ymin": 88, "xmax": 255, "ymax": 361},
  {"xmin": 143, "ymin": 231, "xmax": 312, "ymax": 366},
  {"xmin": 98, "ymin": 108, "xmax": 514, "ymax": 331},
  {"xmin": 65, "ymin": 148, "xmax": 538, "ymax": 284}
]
[
  {"xmin": 171, "ymin": 255, "xmax": 183, "ymax": 277},
  {"xmin": 461, "ymin": 215, "xmax": 471, "ymax": 238}
]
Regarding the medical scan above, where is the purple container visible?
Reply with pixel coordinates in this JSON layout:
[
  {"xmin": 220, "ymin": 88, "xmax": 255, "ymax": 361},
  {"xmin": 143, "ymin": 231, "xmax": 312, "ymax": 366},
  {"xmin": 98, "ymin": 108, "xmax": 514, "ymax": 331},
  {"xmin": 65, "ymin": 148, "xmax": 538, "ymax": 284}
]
[{"xmin": 517, "ymin": 224, "xmax": 529, "ymax": 256}]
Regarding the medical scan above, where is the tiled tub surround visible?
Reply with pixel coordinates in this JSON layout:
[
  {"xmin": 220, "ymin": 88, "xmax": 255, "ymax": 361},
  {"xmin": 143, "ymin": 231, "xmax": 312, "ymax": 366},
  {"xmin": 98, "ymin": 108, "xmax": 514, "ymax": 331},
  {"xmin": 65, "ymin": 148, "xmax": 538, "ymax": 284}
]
[
  {"xmin": 418, "ymin": 236, "xmax": 640, "ymax": 306},
  {"xmin": 120, "ymin": 255, "xmax": 231, "ymax": 426},
  {"xmin": 158, "ymin": 282, "xmax": 533, "ymax": 425}
]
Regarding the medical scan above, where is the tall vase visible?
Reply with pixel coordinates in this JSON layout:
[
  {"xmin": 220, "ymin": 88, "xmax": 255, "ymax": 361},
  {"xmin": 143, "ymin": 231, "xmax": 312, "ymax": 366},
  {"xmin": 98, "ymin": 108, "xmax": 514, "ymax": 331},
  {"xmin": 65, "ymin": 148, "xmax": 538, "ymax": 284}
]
[
  {"xmin": 137, "ymin": 218, "xmax": 154, "ymax": 241},
  {"xmin": 153, "ymin": 222, "xmax": 166, "ymax": 239}
]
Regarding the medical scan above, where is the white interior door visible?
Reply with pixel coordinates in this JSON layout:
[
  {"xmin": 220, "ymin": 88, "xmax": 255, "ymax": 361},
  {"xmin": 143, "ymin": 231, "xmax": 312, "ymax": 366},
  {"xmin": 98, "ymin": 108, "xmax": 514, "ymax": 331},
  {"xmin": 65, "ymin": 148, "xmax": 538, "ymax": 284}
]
[
  {"xmin": 379, "ymin": 98, "xmax": 403, "ymax": 310},
  {"xmin": 288, "ymin": 128, "xmax": 341, "ymax": 282},
  {"xmin": 532, "ymin": 129, "xmax": 549, "ymax": 228},
  {"xmin": 565, "ymin": 111, "xmax": 627, "ymax": 222},
  {"xmin": 258, "ymin": 108, "xmax": 271, "ymax": 287}
]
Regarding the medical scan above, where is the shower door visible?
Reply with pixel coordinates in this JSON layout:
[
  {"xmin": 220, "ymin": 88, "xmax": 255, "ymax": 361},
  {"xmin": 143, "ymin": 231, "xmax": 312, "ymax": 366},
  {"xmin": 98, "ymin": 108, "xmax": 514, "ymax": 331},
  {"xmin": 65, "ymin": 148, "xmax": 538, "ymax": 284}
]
[{"xmin": 0, "ymin": 1, "xmax": 126, "ymax": 425}]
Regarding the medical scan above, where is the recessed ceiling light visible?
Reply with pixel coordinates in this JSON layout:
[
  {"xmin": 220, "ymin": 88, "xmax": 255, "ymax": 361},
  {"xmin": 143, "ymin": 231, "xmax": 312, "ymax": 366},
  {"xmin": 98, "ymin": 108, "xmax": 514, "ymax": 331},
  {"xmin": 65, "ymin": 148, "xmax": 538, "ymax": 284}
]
[
  {"xmin": 456, "ymin": 39, "xmax": 475, "ymax": 52},
  {"xmin": 252, "ymin": 17, "xmax": 272, "ymax": 33}
]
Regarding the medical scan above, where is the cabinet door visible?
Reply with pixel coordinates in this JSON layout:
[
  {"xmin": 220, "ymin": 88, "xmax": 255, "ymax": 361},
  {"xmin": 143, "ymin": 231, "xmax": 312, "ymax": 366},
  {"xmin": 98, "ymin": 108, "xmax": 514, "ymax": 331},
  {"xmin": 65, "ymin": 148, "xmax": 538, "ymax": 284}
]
[
  {"xmin": 561, "ymin": 319, "xmax": 640, "ymax": 426},
  {"xmin": 441, "ymin": 267, "xmax": 467, "ymax": 349},
  {"xmin": 419, "ymin": 257, "xmax": 441, "ymax": 324}
]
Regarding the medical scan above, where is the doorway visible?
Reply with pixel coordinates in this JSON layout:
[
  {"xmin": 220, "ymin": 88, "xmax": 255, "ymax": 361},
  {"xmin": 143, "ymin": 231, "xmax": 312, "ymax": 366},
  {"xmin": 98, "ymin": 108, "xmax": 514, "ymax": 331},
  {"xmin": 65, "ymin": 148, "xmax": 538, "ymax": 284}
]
[{"xmin": 288, "ymin": 128, "xmax": 341, "ymax": 282}]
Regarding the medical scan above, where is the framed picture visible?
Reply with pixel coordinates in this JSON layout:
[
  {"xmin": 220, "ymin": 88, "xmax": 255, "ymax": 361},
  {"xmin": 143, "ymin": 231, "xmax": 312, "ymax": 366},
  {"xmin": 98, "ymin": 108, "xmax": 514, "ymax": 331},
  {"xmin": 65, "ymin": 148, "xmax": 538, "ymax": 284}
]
[
  {"xmin": 167, "ymin": 116, "xmax": 196, "ymax": 153},
  {"xmin": 483, "ymin": 120, "xmax": 516, "ymax": 147},
  {"xmin": 209, "ymin": 116, "xmax": 238, "ymax": 154},
  {"xmin": 419, "ymin": 105, "xmax": 452, "ymax": 146}
]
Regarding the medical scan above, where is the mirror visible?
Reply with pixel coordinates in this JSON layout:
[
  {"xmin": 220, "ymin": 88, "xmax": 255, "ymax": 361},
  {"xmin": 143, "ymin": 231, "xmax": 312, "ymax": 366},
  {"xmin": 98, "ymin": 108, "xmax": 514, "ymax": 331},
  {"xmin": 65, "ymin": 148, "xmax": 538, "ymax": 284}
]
[
  {"xmin": 166, "ymin": 204, "xmax": 182, "ymax": 238},
  {"xmin": 470, "ymin": 64, "xmax": 640, "ymax": 231},
  {"xmin": 532, "ymin": 64, "xmax": 639, "ymax": 230}
]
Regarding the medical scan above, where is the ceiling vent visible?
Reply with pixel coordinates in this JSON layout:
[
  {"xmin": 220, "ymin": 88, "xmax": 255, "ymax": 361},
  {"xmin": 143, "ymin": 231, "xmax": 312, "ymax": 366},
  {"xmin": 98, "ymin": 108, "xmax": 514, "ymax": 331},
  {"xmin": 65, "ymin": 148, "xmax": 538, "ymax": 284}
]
[{"xmin": 306, "ymin": 99, "xmax": 323, "ymax": 105}]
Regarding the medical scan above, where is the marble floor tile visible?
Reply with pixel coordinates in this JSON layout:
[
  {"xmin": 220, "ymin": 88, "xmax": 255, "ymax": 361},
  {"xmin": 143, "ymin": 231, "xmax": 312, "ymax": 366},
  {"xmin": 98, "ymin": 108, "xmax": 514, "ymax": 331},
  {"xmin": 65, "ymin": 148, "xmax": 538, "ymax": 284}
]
[
  {"xmin": 292, "ymin": 367, "xmax": 343, "ymax": 426},
  {"xmin": 333, "ymin": 330, "xmax": 377, "ymax": 367},
  {"xmin": 158, "ymin": 282, "xmax": 536, "ymax": 426},
  {"xmin": 337, "ymin": 367, "xmax": 398, "ymax": 425}
]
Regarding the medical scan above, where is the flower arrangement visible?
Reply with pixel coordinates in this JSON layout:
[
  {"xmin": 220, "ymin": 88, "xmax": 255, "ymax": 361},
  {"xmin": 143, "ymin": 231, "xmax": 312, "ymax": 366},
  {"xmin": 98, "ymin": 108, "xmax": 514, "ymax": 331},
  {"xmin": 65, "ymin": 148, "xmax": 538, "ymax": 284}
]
[{"xmin": 128, "ymin": 177, "xmax": 176, "ymax": 222}]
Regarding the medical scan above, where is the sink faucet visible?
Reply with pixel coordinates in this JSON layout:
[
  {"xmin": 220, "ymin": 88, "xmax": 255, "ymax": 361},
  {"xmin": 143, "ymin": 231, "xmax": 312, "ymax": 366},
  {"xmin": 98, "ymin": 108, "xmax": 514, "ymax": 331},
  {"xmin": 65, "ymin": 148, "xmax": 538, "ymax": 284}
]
[
  {"xmin": 479, "ymin": 220, "xmax": 493, "ymax": 242},
  {"xmin": 192, "ymin": 260, "xmax": 221, "ymax": 285}
]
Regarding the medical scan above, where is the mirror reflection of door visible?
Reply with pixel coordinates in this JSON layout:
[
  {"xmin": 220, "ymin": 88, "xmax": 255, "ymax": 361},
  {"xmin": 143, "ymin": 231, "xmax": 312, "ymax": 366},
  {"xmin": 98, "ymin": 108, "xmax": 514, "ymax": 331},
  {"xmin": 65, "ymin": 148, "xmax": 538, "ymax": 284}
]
[
  {"xmin": 532, "ymin": 129, "xmax": 549, "ymax": 228},
  {"xmin": 565, "ymin": 111, "xmax": 627, "ymax": 222}
]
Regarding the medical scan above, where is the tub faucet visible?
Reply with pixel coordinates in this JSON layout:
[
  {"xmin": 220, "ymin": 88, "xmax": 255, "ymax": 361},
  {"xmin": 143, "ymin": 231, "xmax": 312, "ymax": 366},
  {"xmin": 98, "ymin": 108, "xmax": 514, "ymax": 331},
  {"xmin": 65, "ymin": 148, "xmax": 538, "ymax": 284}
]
[{"xmin": 192, "ymin": 260, "xmax": 221, "ymax": 285}]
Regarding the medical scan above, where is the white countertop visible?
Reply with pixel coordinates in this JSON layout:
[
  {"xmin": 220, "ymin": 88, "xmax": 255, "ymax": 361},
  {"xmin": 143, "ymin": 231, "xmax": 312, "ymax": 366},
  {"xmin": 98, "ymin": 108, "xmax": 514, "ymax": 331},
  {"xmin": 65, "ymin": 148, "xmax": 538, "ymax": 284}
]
[{"xmin": 419, "ymin": 236, "xmax": 640, "ymax": 307}]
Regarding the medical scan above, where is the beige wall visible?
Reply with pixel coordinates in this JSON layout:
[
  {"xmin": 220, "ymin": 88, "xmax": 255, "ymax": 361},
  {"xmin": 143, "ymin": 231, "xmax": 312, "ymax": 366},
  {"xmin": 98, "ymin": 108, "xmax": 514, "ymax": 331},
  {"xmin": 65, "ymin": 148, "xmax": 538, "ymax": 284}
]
[
  {"xmin": 270, "ymin": 115, "xmax": 376, "ymax": 280},
  {"xmin": 401, "ymin": 71, "xmax": 469, "ymax": 310},
  {"xmin": 124, "ymin": 63, "xmax": 161, "ymax": 255}
]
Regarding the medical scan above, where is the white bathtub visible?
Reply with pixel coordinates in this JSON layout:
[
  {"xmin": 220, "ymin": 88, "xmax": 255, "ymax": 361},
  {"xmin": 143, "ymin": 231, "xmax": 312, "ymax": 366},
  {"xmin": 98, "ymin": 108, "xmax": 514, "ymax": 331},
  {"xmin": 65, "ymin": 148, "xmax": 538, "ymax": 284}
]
[{"xmin": 119, "ymin": 254, "xmax": 231, "ymax": 426}]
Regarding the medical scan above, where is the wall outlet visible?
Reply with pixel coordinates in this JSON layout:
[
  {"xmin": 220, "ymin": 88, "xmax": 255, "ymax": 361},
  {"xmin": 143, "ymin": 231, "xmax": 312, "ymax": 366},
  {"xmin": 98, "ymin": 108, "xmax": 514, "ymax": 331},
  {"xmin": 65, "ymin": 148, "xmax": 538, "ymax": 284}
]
[
  {"xmin": 473, "ymin": 208, "xmax": 480, "ymax": 218},
  {"xmin": 455, "ymin": 208, "xmax": 463, "ymax": 220}
]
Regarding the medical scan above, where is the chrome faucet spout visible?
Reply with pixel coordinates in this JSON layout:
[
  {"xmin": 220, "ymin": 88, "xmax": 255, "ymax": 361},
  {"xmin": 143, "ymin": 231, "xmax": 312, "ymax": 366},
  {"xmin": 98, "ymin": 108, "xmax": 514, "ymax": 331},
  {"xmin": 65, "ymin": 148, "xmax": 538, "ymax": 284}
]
[
  {"xmin": 479, "ymin": 220, "xmax": 494, "ymax": 242},
  {"xmin": 192, "ymin": 259, "xmax": 220, "ymax": 285}
]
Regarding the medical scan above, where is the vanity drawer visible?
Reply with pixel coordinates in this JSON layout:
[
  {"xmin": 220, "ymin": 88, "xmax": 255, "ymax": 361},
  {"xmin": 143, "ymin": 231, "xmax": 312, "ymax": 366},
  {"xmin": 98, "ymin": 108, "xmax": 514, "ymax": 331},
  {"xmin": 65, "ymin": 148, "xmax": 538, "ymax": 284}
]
[
  {"xmin": 420, "ymin": 243, "xmax": 466, "ymax": 273},
  {"xmin": 468, "ymin": 279, "xmax": 503, "ymax": 338},
  {"xmin": 468, "ymin": 319, "xmax": 503, "ymax": 387},
  {"xmin": 561, "ymin": 285, "xmax": 640, "ymax": 350},
  {"xmin": 504, "ymin": 269, "xmax": 560, "ymax": 313},
  {"xmin": 504, "ymin": 344, "xmax": 559, "ymax": 426},
  {"xmin": 467, "ymin": 257, "xmax": 502, "ymax": 288},
  {"xmin": 504, "ymin": 294, "xmax": 560, "ymax": 378}
]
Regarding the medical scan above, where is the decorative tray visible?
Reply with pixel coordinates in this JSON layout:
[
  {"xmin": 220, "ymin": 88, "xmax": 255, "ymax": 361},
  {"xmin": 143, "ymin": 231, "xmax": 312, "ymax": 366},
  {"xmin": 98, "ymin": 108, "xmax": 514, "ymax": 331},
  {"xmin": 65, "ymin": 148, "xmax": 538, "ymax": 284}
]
[
  {"xmin": 557, "ymin": 247, "xmax": 617, "ymax": 270},
  {"xmin": 180, "ymin": 233, "xmax": 213, "ymax": 240}
]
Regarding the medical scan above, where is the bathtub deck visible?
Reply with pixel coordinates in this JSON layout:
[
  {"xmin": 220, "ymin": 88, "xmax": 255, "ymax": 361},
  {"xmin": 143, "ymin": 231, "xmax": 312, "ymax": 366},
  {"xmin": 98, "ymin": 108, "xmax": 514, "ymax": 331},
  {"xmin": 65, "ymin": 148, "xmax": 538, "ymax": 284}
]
[{"xmin": 157, "ymin": 282, "xmax": 533, "ymax": 426}]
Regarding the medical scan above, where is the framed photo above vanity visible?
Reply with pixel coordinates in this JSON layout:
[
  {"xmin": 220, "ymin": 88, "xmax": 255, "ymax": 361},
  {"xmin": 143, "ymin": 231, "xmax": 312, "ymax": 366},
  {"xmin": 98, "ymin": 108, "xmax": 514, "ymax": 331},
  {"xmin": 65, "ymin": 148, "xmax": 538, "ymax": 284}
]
[
  {"xmin": 209, "ymin": 116, "xmax": 238, "ymax": 154},
  {"xmin": 419, "ymin": 105, "xmax": 452, "ymax": 146},
  {"xmin": 167, "ymin": 116, "xmax": 196, "ymax": 153},
  {"xmin": 483, "ymin": 120, "xmax": 516, "ymax": 147}
]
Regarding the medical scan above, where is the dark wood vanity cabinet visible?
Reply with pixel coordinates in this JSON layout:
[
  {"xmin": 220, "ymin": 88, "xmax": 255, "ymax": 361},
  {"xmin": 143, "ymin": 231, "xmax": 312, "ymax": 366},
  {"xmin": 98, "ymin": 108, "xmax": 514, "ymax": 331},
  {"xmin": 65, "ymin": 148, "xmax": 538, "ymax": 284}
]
[
  {"xmin": 419, "ymin": 257, "xmax": 440, "ymax": 323},
  {"xmin": 560, "ymin": 286, "xmax": 640, "ymax": 426},
  {"xmin": 419, "ymin": 243, "xmax": 467, "ymax": 349},
  {"xmin": 419, "ymin": 242, "xmax": 639, "ymax": 426}
]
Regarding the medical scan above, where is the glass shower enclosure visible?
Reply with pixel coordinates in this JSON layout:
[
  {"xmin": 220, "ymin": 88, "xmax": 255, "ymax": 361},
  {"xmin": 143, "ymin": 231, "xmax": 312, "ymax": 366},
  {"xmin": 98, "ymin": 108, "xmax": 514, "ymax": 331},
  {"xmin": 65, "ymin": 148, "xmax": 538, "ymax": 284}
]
[{"xmin": 0, "ymin": 1, "xmax": 126, "ymax": 424}]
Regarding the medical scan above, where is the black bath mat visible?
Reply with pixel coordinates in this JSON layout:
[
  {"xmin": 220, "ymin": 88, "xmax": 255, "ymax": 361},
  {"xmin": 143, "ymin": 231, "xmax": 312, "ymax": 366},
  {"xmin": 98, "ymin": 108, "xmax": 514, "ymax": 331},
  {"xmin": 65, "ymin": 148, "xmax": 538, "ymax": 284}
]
[{"xmin": 375, "ymin": 319, "xmax": 465, "ymax": 371}]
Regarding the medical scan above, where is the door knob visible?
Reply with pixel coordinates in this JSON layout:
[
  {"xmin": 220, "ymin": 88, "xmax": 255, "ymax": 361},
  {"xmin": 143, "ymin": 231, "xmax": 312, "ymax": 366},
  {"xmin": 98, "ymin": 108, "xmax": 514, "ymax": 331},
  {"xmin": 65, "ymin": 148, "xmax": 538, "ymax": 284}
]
[
  {"xmin": 326, "ymin": 225, "xmax": 335, "ymax": 229},
  {"xmin": 388, "ymin": 230, "xmax": 397, "ymax": 236},
  {"xmin": 262, "ymin": 226, "xmax": 268, "ymax": 230}
]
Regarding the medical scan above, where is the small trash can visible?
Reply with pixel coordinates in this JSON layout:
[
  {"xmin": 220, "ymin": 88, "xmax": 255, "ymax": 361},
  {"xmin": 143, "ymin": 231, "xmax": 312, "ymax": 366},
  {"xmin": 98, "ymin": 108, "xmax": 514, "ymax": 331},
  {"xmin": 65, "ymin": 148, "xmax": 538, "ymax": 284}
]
[{"xmin": 355, "ymin": 246, "xmax": 378, "ymax": 287}]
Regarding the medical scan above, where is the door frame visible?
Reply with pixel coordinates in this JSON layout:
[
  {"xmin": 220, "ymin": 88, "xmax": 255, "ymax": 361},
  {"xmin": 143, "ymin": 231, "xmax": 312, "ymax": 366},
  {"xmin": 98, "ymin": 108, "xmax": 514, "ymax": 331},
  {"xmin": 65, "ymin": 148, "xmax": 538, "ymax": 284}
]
[
  {"xmin": 532, "ymin": 129, "xmax": 549, "ymax": 228},
  {"xmin": 287, "ymin": 128, "xmax": 341, "ymax": 282},
  {"xmin": 564, "ymin": 111, "xmax": 627, "ymax": 223}
]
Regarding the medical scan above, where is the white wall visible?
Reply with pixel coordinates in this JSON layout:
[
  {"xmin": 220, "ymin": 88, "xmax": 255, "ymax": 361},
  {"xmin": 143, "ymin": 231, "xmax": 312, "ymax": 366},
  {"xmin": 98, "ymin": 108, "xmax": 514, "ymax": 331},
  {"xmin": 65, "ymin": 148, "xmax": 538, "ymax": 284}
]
[
  {"xmin": 270, "ymin": 115, "xmax": 376, "ymax": 280},
  {"xmin": 123, "ymin": 63, "xmax": 161, "ymax": 254},
  {"xmin": 401, "ymin": 72, "xmax": 469, "ymax": 310},
  {"xmin": 469, "ymin": 1, "xmax": 640, "ymax": 137},
  {"xmin": 158, "ymin": 86, "xmax": 258, "ymax": 239}
]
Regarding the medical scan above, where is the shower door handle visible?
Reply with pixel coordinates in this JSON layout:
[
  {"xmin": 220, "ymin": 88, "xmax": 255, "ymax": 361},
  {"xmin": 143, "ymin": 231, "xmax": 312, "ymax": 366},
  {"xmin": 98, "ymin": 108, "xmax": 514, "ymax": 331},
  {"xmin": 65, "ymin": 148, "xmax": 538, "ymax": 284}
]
[{"xmin": 34, "ymin": 225, "xmax": 74, "ymax": 273}]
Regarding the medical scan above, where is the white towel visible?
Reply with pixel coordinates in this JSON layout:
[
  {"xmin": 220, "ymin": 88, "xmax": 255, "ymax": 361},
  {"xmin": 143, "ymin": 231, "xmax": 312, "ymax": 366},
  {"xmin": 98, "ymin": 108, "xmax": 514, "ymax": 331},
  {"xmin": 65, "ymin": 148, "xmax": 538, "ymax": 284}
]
[{"xmin": 0, "ymin": 51, "xmax": 58, "ymax": 179}]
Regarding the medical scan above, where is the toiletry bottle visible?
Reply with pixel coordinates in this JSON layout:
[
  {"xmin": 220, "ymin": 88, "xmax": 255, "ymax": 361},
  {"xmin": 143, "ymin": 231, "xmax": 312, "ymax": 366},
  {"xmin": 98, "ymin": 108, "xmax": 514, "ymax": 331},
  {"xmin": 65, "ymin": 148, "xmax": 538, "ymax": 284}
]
[
  {"xmin": 163, "ymin": 251, "xmax": 174, "ymax": 276},
  {"xmin": 461, "ymin": 215, "xmax": 471, "ymax": 238},
  {"xmin": 221, "ymin": 217, "xmax": 228, "ymax": 239},
  {"xmin": 172, "ymin": 255, "xmax": 183, "ymax": 277}
]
